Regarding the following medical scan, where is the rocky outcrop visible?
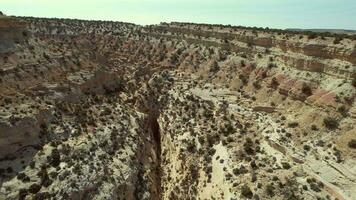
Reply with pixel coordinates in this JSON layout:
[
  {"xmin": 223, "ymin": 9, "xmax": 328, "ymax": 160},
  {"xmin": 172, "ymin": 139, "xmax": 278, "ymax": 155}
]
[{"xmin": 0, "ymin": 108, "xmax": 52, "ymax": 158}]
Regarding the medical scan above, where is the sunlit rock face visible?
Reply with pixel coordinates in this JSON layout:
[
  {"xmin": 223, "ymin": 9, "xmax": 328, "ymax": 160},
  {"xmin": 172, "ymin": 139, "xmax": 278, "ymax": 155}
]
[{"xmin": 0, "ymin": 17, "xmax": 355, "ymax": 200}]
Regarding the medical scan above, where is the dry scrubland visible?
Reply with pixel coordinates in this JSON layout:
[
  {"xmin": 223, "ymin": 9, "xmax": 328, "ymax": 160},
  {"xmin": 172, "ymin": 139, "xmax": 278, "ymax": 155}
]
[{"xmin": 0, "ymin": 14, "xmax": 356, "ymax": 200}]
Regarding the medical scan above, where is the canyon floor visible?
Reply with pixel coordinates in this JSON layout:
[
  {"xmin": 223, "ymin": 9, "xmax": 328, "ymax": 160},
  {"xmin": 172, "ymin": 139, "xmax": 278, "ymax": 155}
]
[{"xmin": 0, "ymin": 14, "xmax": 356, "ymax": 200}]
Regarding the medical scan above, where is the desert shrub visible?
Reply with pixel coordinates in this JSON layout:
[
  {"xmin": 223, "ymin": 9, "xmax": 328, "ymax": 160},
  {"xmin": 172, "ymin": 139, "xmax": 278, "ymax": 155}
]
[
  {"xmin": 309, "ymin": 183, "xmax": 321, "ymax": 192},
  {"xmin": 6, "ymin": 167, "xmax": 13, "ymax": 173},
  {"xmin": 243, "ymin": 138, "xmax": 254, "ymax": 155},
  {"xmin": 323, "ymin": 117, "xmax": 339, "ymax": 130},
  {"xmin": 307, "ymin": 33, "xmax": 318, "ymax": 39},
  {"xmin": 233, "ymin": 165, "xmax": 248, "ymax": 175},
  {"xmin": 337, "ymin": 105, "xmax": 348, "ymax": 117},
  {"xmin": 265, "ymin": 184, "xmax": 275, "ymax": 196},
  {"xmin": 208, "ymin": 148, "xmax": 216, "ymax": 155},
  {"xmin": 240, "ymin": 60, "xmax": 246, "ymax": 67},
  {"xmin": 22, "ymin": 31, "xmax": 28, "ymax": 37},
  {"xmin": 302, "ymin": 83, "xmax": 312, "ymax": 96},
  {"xmin": 17, "ymin": 173, "xmax": 30, "ymax": 182},
  {"xmin": 43, "ymin": 52, "xmax": 50, "ymax": 60},
  {"xmin": 170, "ymin": 54, "xmax": 178, "ymax": 64},
  {"xmin": 271, "ymin": 77, "xmax": 279, "ymax": 88},
  {"xmin": 253, "ymin": 81, "xmax": 261, "ymax": 89},
  {"xmin": 348, "ymin": 139, "xmax": 356, "ymax": 149},
  {"xmin": 186, "ymin": 140, "xmax": 196, "ymax": 153},
  {"xmin": 241, "ymin": 185, "xmax": 253, "ymax": 198},
  {"xmin": 19, "ymin": 188, "xmax": 28, "ymax": 199},
  {"xmin": 352, "ymin": 78, "xmax": 356, "ymax": 87},
  {"xmin": 333, "ymin": 37, "xmax": 342, "ymax": 44},
  {"xmin": 311, "ymin": 124, "xmax": 318, "ymax": 131},
  {"xmin": 29, "ymin": 183, "xmax": 41, "ymax": 194},
  {"xmin": 251, "ymin": 173, "xmax": 257, "ymax": 182},
  {"xmin": 268, "ymin": 63, "xmax": 276, "ymax": 69},
  {"xmin": 239, "ymin": 74, "xmax": 248, "ymax": 85},
  {"xmin": 38, "ymin": 168, "xmax": 52, "ymax": 187},
  {"xmin": 209, "ymin": 61, "xmax": 220, "ymax": 73},
  {"xmin": 48, "ymin": 149, "xmax": 61, "ymax": 167},
  {"xmin": 288, "ymin": 122, "xmax": 299, "ymax": 128},
  {"xmin": 303, "ymin": 144, "xmax": 311, "ymax": 151},
  {"xmin": 281, "ymin": 162, "xmax": 291, "ymax": 169}
]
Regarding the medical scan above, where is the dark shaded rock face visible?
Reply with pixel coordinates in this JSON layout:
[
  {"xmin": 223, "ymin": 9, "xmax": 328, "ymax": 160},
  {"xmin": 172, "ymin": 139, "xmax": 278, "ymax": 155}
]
[
  {"xmin": 0, "ymin": 17, "xmax": 25, "ymax": 53},
  {"xmin": 0, "ymin": 40, "xmax": 15, "ymax": 54}
]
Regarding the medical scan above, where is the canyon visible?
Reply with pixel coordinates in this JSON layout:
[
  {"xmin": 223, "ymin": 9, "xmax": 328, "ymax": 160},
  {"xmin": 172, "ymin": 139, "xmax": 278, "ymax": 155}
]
[{"xmin": 0, "ymin": 14, "xmax": 355, "ymax": 200}]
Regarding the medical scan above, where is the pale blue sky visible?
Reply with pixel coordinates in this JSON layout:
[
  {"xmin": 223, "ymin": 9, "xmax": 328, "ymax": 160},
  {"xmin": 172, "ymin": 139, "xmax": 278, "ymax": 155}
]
[{"xmin": 1, "ymin": 0, "xmax": 356, "ymax": 29}]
